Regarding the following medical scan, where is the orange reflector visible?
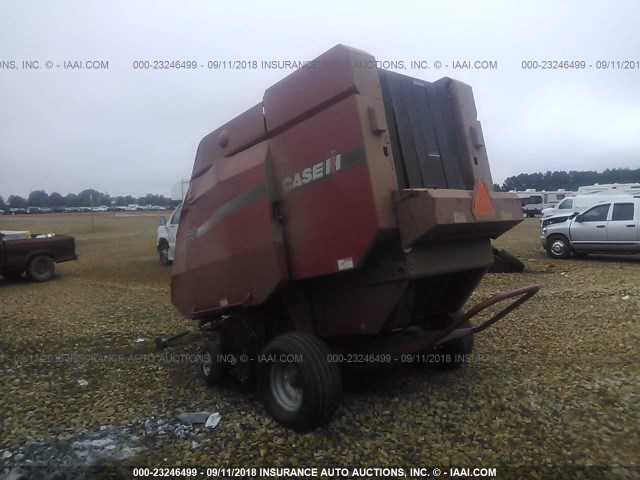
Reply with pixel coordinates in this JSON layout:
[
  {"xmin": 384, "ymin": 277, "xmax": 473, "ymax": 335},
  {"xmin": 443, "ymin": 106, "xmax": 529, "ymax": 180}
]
[{"xmin": 472, "ymin": 178, "xmax": 496, "ymax": 217}]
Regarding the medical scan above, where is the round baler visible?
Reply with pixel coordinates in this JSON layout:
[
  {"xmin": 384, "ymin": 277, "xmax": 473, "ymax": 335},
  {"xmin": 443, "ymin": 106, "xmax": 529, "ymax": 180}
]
[{"xmin": 171, "ymin": 45, "xmax": 538, "ymax": 430}]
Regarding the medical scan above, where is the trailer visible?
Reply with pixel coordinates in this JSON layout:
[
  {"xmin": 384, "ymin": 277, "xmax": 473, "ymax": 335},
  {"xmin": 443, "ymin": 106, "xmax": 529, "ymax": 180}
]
[
  {"xmin": 577, "ymin": 183, "xmax": 640, "ymax": 195},
  {"xmin": 514, "ymin": 190, "xmax": 576, "ymax": 217},
  {"xmin": 171, "ymin": 45, "xmax": 538, "ymax": 430}
]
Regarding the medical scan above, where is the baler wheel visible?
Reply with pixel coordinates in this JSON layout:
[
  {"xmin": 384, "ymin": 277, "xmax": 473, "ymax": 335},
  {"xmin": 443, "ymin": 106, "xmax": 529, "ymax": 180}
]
[
  {"xmin": 425, "ymin": 319, "xmax": 474, "ymax": 370},
  {"xmin": 201, "ymin": 340, "xmax": 225, "ymax": 386},
  {"xmin": 258, "ymin": 332, "xmax": 342, "ymax": 431}
]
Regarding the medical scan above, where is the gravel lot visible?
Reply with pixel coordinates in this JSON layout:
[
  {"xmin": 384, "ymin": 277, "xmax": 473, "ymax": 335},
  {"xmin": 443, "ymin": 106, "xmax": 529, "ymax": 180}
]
[{"xmin": 0, "ymin": 214, "xmax": 638, "ymax": 477}]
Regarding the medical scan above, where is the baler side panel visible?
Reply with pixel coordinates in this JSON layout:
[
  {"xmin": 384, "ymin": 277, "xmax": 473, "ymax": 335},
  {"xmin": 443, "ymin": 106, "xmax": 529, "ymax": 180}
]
[
  {"xmin": 191, "ymin": 103, "xmax": 267, "ymax": 179},
  {"xmin": 269, "ymin": 95, "xmax": 380, "ymax": 280},
  {"xmin": 172, "ymin": 142, "xmax": 287, "ymax": 318}
]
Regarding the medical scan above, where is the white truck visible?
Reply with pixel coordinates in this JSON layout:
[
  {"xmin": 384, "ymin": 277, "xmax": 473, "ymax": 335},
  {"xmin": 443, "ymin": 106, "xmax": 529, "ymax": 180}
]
[
  {"xmin": 541, "ymin": 197, "xmax": 640, "ymax": 258},
  {"xmin": 157, "ymin": 203, "xmax": 182, "ymax": 265},
  {"xmin": 156, "ymin": 178, "xmax": 189, "ymax": 265},
  {"xmin": 542, "ymin": 193, "xmax": 636, "ymax": 218}
]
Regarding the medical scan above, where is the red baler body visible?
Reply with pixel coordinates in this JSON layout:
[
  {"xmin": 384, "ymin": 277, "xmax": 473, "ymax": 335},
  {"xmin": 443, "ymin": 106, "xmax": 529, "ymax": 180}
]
[{"xmin": 172, "ymin": 45, "xmax": 523, "ymax": 339}]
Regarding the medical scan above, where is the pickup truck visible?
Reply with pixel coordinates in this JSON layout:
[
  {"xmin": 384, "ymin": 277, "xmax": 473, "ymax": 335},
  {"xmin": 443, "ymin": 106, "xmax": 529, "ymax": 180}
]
[
  {"xmin": 157, "ymin": 203, "xmax": 182, "ymax": 265},
  {"xmin": 541, "ymin": 198, "xmax": 640, "ymax": 259},
  {"xmin": 0, "ymin": 230, "xmax": 77, "ymax": 281}
]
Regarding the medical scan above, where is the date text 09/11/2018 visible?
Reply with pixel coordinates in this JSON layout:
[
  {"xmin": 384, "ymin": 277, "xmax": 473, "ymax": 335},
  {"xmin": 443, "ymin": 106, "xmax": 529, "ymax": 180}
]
[
  {"xmin": 127, "ymin": 60, "xmax": 499, "ymax": 70},
  {"xmin": 522, "ymin": 60, "xmax": 639, "ymax": 69},
  {"xmin": 130, "ymin": 466, "xmax": 499, "ymax": 478}
]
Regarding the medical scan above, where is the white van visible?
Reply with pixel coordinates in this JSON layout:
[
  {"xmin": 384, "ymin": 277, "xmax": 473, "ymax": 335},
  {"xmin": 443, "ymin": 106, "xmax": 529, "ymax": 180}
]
[{"xmin": 541, "ymin": 194, "xmax": 635, "ymax": 218}]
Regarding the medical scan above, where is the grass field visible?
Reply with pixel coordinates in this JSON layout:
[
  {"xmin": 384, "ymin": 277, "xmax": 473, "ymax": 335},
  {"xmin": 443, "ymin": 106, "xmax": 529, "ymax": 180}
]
[{"xmin": 0, "ymin": 214, "xmax": 638, "ymax": 473}]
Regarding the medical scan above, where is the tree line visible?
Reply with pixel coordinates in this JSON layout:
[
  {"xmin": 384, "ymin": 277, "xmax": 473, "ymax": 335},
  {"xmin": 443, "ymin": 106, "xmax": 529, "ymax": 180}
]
[
  {"xmin": 2, "ymin": 167, "xmax": 639, "ymax": 210},
  {"xmin": 494, "ymin": 168, "xmax": 640, "ymax": 192},
  {"xmin": 0, "ymin": 189, "xmax": 179, "ymax": 210}
]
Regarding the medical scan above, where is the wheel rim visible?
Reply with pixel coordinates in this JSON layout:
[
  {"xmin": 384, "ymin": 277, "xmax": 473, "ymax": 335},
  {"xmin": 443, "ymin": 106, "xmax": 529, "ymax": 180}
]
[
  {"xmin": 551, "ymin": 240, "xmax": 566, "ymax": 256},
  {"xmin": 270, "ymin": 362, "xmax": 302, "ymax": 411},
  {"xmin": 34, "ymin": 258, "xmax": 48, "ymax": 275},
  {"xmin": 202, "ymin": 351, "xmax": 212, "ymax": 377},
  {"xmin": 160, "ymin": 246, "xmax": 169, "ymax": 262}
]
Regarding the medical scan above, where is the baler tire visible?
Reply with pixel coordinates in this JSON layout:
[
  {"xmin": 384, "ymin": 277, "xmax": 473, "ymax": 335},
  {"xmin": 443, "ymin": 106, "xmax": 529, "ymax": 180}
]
[
  {"xmin": 201, "ymin": 341, "xmax": 225, "ymax": 386},
  {"xmin": 27, "ymin": 255, "xmax": 55, "ymax": 282},
  {"xmin": 258, "ymin": 332, "xmax": 342, "ymax": 431},
  {"xmin": 495, "ymin": 248, "xmax": 525, "ymax": 272},
  {"xmin": 158, "ymin": 240, "xmax": 172, "ymax": 265},
  {"xmin": 424, "ymin": 319, "xmax": 474, "ymax": 370}
]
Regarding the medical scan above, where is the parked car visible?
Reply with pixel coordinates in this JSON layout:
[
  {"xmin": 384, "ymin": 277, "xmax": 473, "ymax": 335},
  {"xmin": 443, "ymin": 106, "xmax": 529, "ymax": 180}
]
[
  {"xmin": 10, "ymin": 208, "xmax": 28, "ymax": 214},
  {"xmin": 541, "ymin": 198, "xmax": 640, "ymax": 259},
  {"xmin": 157, "ymin": 203, "xmax": 182, "ymax": 265},
  {"xmin": 0, "ymin": 230, "xmax": 77, "ymax": 281}
]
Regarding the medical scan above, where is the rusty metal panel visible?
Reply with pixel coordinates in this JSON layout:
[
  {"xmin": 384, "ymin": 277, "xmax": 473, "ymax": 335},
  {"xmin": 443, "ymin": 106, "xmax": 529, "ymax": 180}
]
[
  {"xmin": 393, "ymin": 189, "xmax": 523, "ymax": 248},
  {"xmin": 436, "ymin": 77, "xmax": 494, "ymax": 190}
]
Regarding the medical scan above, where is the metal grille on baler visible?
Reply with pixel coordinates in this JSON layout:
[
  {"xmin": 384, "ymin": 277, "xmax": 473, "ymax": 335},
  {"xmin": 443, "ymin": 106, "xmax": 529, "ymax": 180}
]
[{"xmin": 379, "ymin": 69, "xmax": 466, "ymax": 190}]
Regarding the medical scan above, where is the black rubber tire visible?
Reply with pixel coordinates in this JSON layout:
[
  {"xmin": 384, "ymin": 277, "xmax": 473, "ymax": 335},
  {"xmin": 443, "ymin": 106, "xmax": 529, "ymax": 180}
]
[
  {"xmin": 27, "ymin": 255, "xmax": 55, "ymax": 282},
  {"xmin": 496, "ymin": 248, "xmax": 525, "ymax": 272},
  {"xmin": 423, "ymin": 319, "xmax": 474, "ymax": 370},
  {"xmin": 1, "ymin": 269, "xmax": 24, "ymax": 281},
  {"xmin": 489, "ymin": 247, "xmax": 526, "ymax": 273},
  {"xmin": 258, "ymin": 332, "xmax": 342, "ymax": 431},
  {"xmin": 546, "ymin": 235, "xmax": 571, "ymax": 259},
  {"xmin": 202, "ymin": 340, "xmax": 225, "ymax": 386},
  {"xmin": 158, "ymin": 240, "xmax": 171, "ymax": 265}
]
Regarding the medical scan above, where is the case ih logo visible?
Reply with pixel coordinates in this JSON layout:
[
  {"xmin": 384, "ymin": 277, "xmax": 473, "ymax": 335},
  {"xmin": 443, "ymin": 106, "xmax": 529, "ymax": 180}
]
[{"xmin": 282, "ymin": 152, "xmax": 342, "ymax": 194}]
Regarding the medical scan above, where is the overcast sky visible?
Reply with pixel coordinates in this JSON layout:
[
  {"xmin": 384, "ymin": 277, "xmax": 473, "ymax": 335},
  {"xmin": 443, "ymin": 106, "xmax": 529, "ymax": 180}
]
[{"xmin": 1, "ymin": 0, "xmax": 639, "ymax": 199}]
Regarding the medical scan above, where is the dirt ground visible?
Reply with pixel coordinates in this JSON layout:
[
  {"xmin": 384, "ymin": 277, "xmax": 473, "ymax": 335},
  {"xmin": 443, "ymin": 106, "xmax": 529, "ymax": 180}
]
[{"xmin": 0, "ymin": 214, "xmax": 638, "ymax": 476}]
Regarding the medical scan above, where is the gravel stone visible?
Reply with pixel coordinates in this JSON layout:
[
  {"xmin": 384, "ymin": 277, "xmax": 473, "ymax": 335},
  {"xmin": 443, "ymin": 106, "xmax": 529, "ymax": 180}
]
[{"xmin": 0, "ymin": 215, "xmax": 637, "ymax": 472}]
